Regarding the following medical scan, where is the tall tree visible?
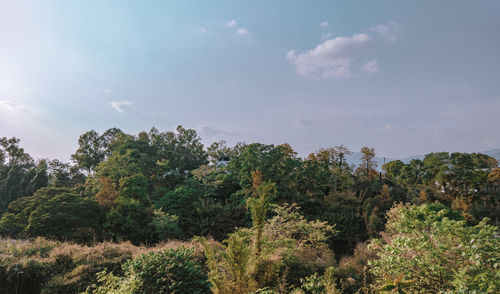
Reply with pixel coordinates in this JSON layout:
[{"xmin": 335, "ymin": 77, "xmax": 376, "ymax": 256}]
[
  {"xmin": 72, "ymin": 130, "xmax": 104, "ymax": 174},
  {"xmin": 246, "ymin": 171, "xmax": 276, "ymax": 257},
  {"xmin": 357, "ymin": 146, "xmax": 377, "ymax": 181}
]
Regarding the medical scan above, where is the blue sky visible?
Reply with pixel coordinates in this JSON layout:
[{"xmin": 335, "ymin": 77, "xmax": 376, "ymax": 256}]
[{"xmin": 1, "ymin": 0, "xmax": 499, "ymax": 161}]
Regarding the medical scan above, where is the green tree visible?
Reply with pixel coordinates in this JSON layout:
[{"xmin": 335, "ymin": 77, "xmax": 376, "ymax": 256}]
[
  {"xmin": 150, "ymin": 209, "xmax": 183, "ymax": 240},
  {"xmin": 72, "ymin": 130, "xmax": 105, "ymax": 175},
  {"xmin": 246, "ymin": 171, "xmax": 276, "ymax": 257},
  {"xmin": 228, "ymin": 143, "xmax": 302, "ymax": 202},
  {"xmin": 200, "ymin": 203, "xmax": 335, "ymax": 293},
  {"xmin": 382, "ymin": 160, "xmax": 404, "ymax": 182},
  {"xmin": 155, "ymin": 186, "xmax": 202, "ymax": 236},
  {"xmin": 0, "ymin": 187, "xmax": 102, "ymax": 241},
  {"xmin": 306, "ymin": 145, "xmax": 353, "ymax": 193},
  {"xmin": 0, "ymin": 137, "xmax": 47, "ymax": 212},
  {"xmin": 369, "ymin": 203, "xmax": 500, "ymax": 293},
  {"xmin": 26, "ymin": 192, "xmax": 102, "ymax": 241},
  {"xmin": 104, "ymin": 197, "xmax": 152, "ymax": 243}
]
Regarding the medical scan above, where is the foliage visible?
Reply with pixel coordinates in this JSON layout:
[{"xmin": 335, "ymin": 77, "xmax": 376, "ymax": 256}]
[
  {"xmin": 151, "ymin": 209, "xmax": 183, "ymax": 240},
  {"xmin": 355, "ymin": 146, "xmax": 378, "ymax": 181},
  {"xmin": 0, "ymin": 237, "xmax": 199, "ymax": 294},
  {"xmin": 228, "ymin": 143, "xmax": 302, "ymax": 201},
  {"xmin": 88, "ymin": 270, "xmax": 142, "ymax": 294},
  {"xmin": 155, "ymin": 186, "xmax": 201, "ymax": 236},
  {"xmin": 247, "ymin": 171, "xmax": 277, "ymax": 257},
  {"xmin": 382, "ymin": 152, "xmax": 499, "ymax": 223},
  {"xmin": 103, "ymin": 197, "xmax": 152, "ymax": 243},
  {"xmin": 92, "ymin": 248, "xmax": 210, "ymax": 294},
  {"xmin": 2, "ymin": 128, "xmax": 500, "ymax": 294},
  {"xmin": 0, "ymin": 137, "xmax": 48, "ymax": 213},
  {"xmin": 95, "ymin": 177, "xmax": 118, "ymax": 208},
  {"xmin": 369, "ymin": 203, "xmax": 500, "ymax": 293},
  {"xmin": 200, "ymin": 200, "xmax": 336, "ymax": 293},
  {"xmin": 0, "ymin": 187, "xmax": 102, "ymax": 242},
  {"xmin": 296, "ymin": 273, "xmax": 326, "ymax": 294},
  {"xmin": 327, "ymin": 243, "xmax": 374, "ymax": 293}
]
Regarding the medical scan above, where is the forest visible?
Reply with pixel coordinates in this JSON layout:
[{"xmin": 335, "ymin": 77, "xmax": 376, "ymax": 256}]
[{"xmin": 0, "ymin": 126, "xmax": 499, "ymax": 293}]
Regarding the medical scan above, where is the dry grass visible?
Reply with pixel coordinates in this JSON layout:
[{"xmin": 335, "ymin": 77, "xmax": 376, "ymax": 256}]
[{"xmin": 0, "ymin": 237, "xmax": 197, "ymax": 293}]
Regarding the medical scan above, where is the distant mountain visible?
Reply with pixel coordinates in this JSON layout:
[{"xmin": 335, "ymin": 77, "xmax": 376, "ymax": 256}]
[
  {"xmin": 483, "ymin": 148, "xmax": 500, "ymax": 162},
  {"xmin": 346, "ymin": 153, "xmax": 392, "ymax": 171},
  {"xmin": 347, "ymin": 153, "xmax": 424, "ymax": 170},
  {"xmin": 346, "ymin": 148, "xmax": 500, "ymax": 171},
  {"xmin": 397, "ymin": 154, "xmax": 425, "ymax": 163}
]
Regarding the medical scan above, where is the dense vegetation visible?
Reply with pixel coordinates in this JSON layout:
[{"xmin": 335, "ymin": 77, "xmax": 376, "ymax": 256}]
[{"xmin": 0, "ymin": 127, "xmax": 499, "ymax": 293}]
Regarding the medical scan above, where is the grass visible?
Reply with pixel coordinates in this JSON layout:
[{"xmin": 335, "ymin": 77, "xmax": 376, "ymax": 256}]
[{"xmin": 0, "ymin": 237, "xmax": 203, "ymax": 294}]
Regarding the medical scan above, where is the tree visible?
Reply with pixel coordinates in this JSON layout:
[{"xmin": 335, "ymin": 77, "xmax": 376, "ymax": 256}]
[
  {"xmin": 0, "ymin": 187, "xmax": 102, "ymax": 241},
  {"xmin": 104, "ymin": 197, "xmax": 152, "ymax": 243},
  {"xmin": 0, "ymin": 137, "xmax": 45, "ymax": 212},
  {"xmin": 95, "ymin": 177, "xmax": 118, "ymax": 208},
  {"xmin": 0, "ymin": 137, "xmax": 34, "ymax": 167},
  {"xmin": 72, "ymin": 130, "xmax": 105, "ymax": 175},
  {"xmin": 26, "ymin": 192, "xmax": 102, "ymax": 241},
  {"xmin": 369, "ymin": 203, "xmax": 500, "ymax": 293},
  {"xmin": 192, "ymin": 164, "xmax": 240, "ymax": 205},
  {"xmin": 246, "ymin": 171, "xmax": 276, "ymax": 257},
  {"xmin": 200, "ymin": 203, "xmax": 335, "ymax": 293},
  {"xmin": 150, "ymin": 209, "xmax": 183, "ymax": 240},
  {"xmin": 156, "ymin": 185, "xmax": 209, "ymax": 237},
  {"xmin": 207, "ymin": 140, "xmax": 232, "ymax": 165},
  {"xmin": 103, "ymin": 174, "xmax": 153, "ymax": 243},
  {"xmin": 228, "ymin": 143, "xmax": 302, "ymax": 202},
  {"xmin": 322, "ymin": 191, "xmax": 366, "ymax": 255},
  {"xmin": 149, "ymin": 126, "xmax": 208, "ymax": 176},
  {"xmin": 307, "ymin": 145, "xmax": 352, "ymax": 193},
  {"xmin": 356, "ymin": 147, "xmax": 377, "ymax": 181},
  {"xmin": 488, "ymin": 167, "xmax": 500, "ymax": 187},
  {"xmin": 382, "ymin": 160, "xmax": 404, "ymax": 182}
]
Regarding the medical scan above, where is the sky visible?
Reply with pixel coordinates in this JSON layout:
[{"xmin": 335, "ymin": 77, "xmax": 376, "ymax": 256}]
[{"xmin": 1, "ymin": 0, "xmax": 500, "ymax": 161}]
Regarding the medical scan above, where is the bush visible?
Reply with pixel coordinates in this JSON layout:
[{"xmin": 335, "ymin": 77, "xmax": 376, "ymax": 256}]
[
  {"xmin": 93, "ymin": 247, "xmax": 211, "ymax": 294},
  {"xmin": 201, "ymin": 203, "xmax": 336, "ymax": 293},
  {"xmin": 0, "ymin": 187, "xmax": 102, "ymax": 242},
  {"xmin": 369, "ymin": 203, "xmax": 500, "ymax": 293},
  {"xmin": 0, "ymin": 237, "xmax": 198, "ymax": 294}
]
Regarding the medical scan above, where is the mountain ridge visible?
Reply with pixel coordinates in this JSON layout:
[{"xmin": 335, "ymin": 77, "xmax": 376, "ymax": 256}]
[{"xmin": 346, "ymin": 148, "xmax": 500, "ymax": 170}]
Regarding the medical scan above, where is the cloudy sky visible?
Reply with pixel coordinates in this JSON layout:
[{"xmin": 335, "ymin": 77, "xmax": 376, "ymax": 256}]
[{"xmin": 1, "ymin": 0, "xmax": 499, "ymax": 161}]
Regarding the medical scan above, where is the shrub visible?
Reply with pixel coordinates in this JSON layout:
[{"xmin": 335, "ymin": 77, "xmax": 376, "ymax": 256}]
[
  {"xmin": 201, "ymin": 203, "xmax": 336, "ymax": 293},
  {"xmin": 0, "ymin": 187, "xmax": 102, "ymax": 242},
  {"xmin": 369, "ymin": 203, "xmax": 500, "ymax": 293},
  {"xmin": 0, "ymin": 237, "xmax": 197, "ymax": 294},
  {"xmin": 92, "ymin": 247, "xmax": 211, "ymax": 294}
]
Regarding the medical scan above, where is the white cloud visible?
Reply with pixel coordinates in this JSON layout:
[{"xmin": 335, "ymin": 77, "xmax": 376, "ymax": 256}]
[
  {"xmin": 104, "ymin": 89, "xmax": 112, "ymax": 94},
  {"xmin": 361, "ymin": 60, "xmax": 379, "ymax": 74},
  {"xmin": 286, "ymin": 33, "xmax": 371, "ymax": 79},
  {"xmin": 370, "ymin": 20, "xmax": 399, "ymax": 42},
  {"xmin": 226, "ymin": 20, "xmax": 237, "ymax": 27},
  {"xmin": 320, "ymin": 32, "xmax": 333, "ymax": 40},
  {"xmin": 199, "ymin": 27, "xmax": 207, "ymax": 33},
  {"xmin": 225, "ymin": 19, "xmax": 250, "ymax": 37},
  {"xmin": 0, "ymin": 100, "xmax": 24, "ymax": 111},
  {"xmin": 110, "ymin": 101, "xmax": 133, "ymax": 113},
  {"xmin": 237, "ymin": 28, "xmax": 249, "ymax": 35},
  {"xmin": 319, "ymin": 21, "xmax": 329, "ymax": 27}
]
